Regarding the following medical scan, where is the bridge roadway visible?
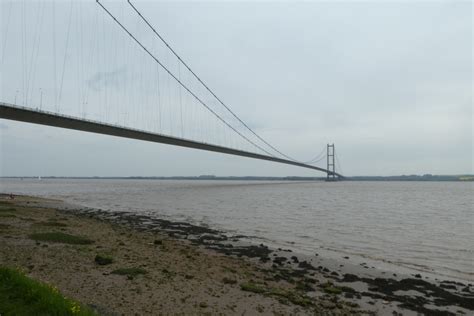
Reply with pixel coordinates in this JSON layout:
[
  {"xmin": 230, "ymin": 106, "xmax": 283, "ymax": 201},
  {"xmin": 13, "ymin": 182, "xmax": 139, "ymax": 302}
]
[{"xmin": 0, "ymin": 102, "xmax": 342, "ymax": 177}]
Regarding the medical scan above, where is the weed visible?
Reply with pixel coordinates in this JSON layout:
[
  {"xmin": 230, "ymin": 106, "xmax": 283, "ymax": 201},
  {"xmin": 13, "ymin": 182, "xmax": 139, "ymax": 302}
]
[
  {"xmin": 35, "ymin": 221, "xmax": 68, "ymax": 227},
  {"xmin": 0, "ymin": 266, "xmax": 97, "ymax": 315},
  {"xmin": 240, "ymin": 282, "xmax": 266, "ymax": 294},
  {"xmin": 0, "ymin": 207, "xmax": 16, "ymax": 212},
  {"xmin": 223, "ymin": 267, "xmax": 237, "ymax": 274},
  {"xmin": 94, "ymin": 254, "xmax": 113, "ymax": 265},
  {"xmin": 322, "ymin": 281, "xmax": 342, "ymax": 295}
]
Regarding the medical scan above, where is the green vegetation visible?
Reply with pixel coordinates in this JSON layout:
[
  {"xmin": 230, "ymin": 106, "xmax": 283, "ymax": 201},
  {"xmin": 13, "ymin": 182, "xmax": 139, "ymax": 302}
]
[
  {"xmin": 269, "ymin": 288, "xmax": 313, "ymax": 307},
  {"xmin": 222, "ymin": 267, "xmax": 237, "ymax": 274},
  {"xmin": 35, "ymin": 221, "xmax": 68, "ymax": 227},
  {"xmin": 0, "ymin": 214, "xmax": 16, "ymax": 218},
  {"xmin": 94, "ymin": 254, "xmax": 113, "ymax": 265},
  {"xmin": 29, "ymin": 232, "xmax": 93, "ymax": 245},
  {"xmin": 240, "ymin": 282, "xmax": 266, "ymax": 294},
  {"xmin": 0, "ymin": 207, "xmax": 16, "ymax": 212},
  {"xmin": 111, "ymin": 267, "xmax": 147, "ymax": 277},
  {"xmin": 348, "ymin": 174, "xmax": 474, "ymax": 181},
  {"xmin": 321, "ymin": 281, "xmax": 342, "ymax": 295},
  {"xmin": 240, "ymin": 281, "xmax": 314, "ymax": 307},
  {"xmin": 0, "ymin": 267, "xmax": 97, "ymax": 315},
  {"xmin": 295, "ymin": 281, "xmax": 314, "ymax": 292},
  {"xmin": 161, "ymin": 268, "xmax": 176, "ymax": 279}
]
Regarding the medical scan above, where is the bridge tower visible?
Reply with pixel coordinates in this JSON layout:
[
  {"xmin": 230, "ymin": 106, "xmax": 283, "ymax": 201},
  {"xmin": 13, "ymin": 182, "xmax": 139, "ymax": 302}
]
[{"xmin": 326, "ymin": 144, "xmax": 336, "ymax": 181}]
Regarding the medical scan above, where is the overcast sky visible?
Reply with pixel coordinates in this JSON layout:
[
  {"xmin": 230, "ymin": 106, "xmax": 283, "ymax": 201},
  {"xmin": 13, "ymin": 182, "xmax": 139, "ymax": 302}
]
[{"xmin": 0, "ymin": 0, "xmax": 472, "ymax": 177}]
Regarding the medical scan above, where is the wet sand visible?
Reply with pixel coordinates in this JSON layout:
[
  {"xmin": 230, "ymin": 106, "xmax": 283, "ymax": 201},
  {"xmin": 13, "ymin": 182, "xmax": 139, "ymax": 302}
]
[{"xmin": 0, "ymin": 194, "xmax": 472, "ymax": 315}]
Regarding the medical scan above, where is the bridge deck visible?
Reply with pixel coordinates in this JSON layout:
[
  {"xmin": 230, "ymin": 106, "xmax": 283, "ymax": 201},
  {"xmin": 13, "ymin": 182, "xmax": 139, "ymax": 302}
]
[{"xmin": 0, "ymin": 102, "xmax": 342, "ymax": 177}]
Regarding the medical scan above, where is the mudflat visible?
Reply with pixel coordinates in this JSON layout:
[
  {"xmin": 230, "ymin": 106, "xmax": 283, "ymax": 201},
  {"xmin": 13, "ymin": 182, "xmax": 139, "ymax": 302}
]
[{"xmin": 0, "ymin": 195, "xmax": 472, "ymax": 315}]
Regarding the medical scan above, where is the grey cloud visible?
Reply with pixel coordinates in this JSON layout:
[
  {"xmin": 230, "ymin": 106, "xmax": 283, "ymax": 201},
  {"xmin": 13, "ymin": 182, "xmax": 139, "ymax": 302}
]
[{"xmin": 87, "ymin": 67, "xmax": 128, "ymax": 92}]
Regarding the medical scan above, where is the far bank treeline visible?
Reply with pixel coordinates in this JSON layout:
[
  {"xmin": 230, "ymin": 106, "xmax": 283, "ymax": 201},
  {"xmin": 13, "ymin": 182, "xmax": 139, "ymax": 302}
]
[{"xmin": 1, "ymin": 174, "xmax": 473, "ymax": 181}]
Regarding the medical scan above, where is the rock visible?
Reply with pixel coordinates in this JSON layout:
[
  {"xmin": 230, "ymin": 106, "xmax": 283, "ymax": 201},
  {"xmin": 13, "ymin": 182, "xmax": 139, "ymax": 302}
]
[
  {"xmin": 462, "ymin": 286, "xmax": 471, "ymax": 293},
  {"xmin": 342, "ymin": 274, "xmax": 359, "ymax": 283},
  {"xmin": 273, "ymin": 256, "xmax": 287, "ymax": 265},
  {"xmin": 298, "ymin": 261, "xmax": 317, "ymax": 270},
  {"xmin": 440, "ymin": 283, "xmax": 457, "ymax": 290}
]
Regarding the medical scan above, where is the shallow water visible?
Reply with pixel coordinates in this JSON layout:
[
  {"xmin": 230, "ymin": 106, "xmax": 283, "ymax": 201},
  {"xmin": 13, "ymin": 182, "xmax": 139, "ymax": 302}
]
[{"xmin": 1, "ymin": 179, "xmax": 472, "ymax": 281}]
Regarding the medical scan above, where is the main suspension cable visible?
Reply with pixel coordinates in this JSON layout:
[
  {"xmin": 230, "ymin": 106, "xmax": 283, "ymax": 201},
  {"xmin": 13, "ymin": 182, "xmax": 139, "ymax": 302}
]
[
  {"xmin": 126, "ymin": 0, "xmax": 300, "ymax": 162},
  {"xmin": 96, "ymin": 0, "xmax": 274, "ymax": 157}
]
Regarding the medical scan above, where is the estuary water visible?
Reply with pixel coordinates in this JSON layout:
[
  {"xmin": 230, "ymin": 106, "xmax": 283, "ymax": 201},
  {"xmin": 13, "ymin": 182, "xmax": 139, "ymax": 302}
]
[{"xmin": 1, "ymin": 179, "xmax": 472, "ymax": 281}]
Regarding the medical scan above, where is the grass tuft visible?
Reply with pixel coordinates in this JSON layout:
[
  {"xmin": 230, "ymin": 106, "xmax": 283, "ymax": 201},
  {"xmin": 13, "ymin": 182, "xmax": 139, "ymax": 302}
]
[
  {"xmin": 240, "ymin": 282, "xmax": 267, "ymax": 294},
  {"xmin": 0, "ymin": 207, "xmax": 16, "ymax": 212},
  {"xmin": 322, "ymin": 281, "xmax": 342, "ymax": 295},
  {"xmin": 0, "ymin": 266, "xmax": 97, "ymax": 315},
  {"xmin": 35, "ymin": 221, "xmax": 68, "ymax": 227},
  {"xmin": 94, "ymin": 254, "xmax": 113, "ymax": 266},
  {"xmin": 239, "ymin": 281, "xmax": 314, "ymax": 307},
  {"xmin": 29, "ymin": 232, "xmax": 93, "ymax": 245}
]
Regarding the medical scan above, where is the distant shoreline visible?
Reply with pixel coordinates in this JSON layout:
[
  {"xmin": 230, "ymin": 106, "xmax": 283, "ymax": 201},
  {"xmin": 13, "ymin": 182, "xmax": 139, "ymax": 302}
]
[{"xmin": 1, "ymin": 175, "xmax": 473, "ymax": 181}]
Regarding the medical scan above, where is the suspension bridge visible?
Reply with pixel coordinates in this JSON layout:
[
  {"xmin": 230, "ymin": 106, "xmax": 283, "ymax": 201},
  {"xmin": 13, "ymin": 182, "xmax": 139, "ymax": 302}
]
[{"xmin": 0, "ymin": 0, "xmax": 343, "ymax": 179}]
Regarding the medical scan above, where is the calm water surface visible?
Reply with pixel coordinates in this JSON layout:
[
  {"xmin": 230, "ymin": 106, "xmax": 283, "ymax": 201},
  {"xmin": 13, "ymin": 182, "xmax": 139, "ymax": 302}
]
[{"xmin": 1, "ymin": 179, "xmax": 472, "ymax": 281}]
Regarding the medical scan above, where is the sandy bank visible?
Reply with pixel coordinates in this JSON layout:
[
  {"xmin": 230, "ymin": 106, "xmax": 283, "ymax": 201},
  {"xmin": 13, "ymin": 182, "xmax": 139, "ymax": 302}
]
[{"xmin": 0, "ymin": 194, "xmax": 472, "ymax": 315}]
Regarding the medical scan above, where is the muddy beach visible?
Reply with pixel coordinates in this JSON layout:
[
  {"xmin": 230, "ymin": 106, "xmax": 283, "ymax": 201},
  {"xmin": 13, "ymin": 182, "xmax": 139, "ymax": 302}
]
[{"xmin": 0, "ymin": 194, "xmax": 472, "ymax": 315}]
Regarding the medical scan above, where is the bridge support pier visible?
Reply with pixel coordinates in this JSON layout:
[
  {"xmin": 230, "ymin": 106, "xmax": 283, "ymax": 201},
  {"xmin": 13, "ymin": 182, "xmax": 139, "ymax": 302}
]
[{"xmin": 326, "ymin": 144, "xmax": 337, "ymax": 181}]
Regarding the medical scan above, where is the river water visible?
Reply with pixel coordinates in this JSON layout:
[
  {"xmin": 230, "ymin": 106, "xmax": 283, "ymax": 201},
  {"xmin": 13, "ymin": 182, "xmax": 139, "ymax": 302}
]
[{"xmin": 1, "ymin": 179, "xmax": 472, "ymax": 281}]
